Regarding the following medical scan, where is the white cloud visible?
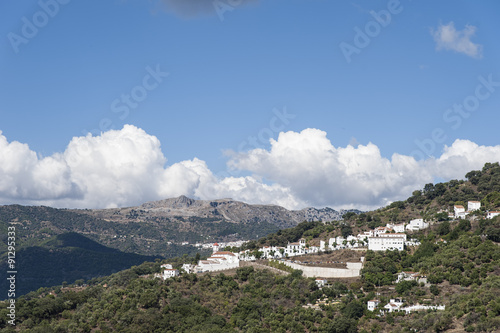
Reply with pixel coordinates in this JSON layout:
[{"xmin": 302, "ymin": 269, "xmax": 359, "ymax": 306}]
[
  {"xmin": 0, "ymin": 132, "xmax": 80, "ymax": 201},
  {"xmin": 431, "ymin": 22, "xmax": 483, "ymax": 58},
  {"xmin": 227, "ymin": 129, "xmax": 433, "ymax": 209},
  {"xmin": 0, "ymin": 126, "xmax": 499, "ymax": 211}
]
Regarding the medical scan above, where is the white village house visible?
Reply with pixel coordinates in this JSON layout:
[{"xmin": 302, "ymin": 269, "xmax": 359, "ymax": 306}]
[
  {"xmin": 405, "ymin": 219, "xmax": 429, "ymax": 232},
  {"xmin": 454, "ymin": 205, "xmax": 467, "ymax": 219},
  {"xmin": 383, "ymin": 298, "xmax": 404, "ymax": 313},
  {"xmin": 386, "ymin": 223, "xmax": 405, "ymax": 233},
  {"xmin": 367, "ymin": 299, "xmax": 380, "ymax": 312},
  {"xmin": 487, "ymin": 211, "xmax": 500, "ymax": 219},
  {"xmin": 468, "ymin": 201, "xmax": 481, "ymax": 212},
  {"xmin": 315, "ymin": 278, "xmax": 327, "ymax": 288},
  {"xmin": 368, "ymin": 233, "xmax": 407, "ymax": 251},
  {"xmin": 453, "ymin": 201, "xmax": 482, "ymax": 219},
  {"xmin": 154, "ymin": 264, "xmax": 180, "ymax": 280}
]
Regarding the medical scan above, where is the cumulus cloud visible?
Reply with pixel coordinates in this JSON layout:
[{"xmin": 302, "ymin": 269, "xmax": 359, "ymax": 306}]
[
  {"xmin": 0, "ymin": 132, "xmax": 81, "ymax": 202},
  {"xmin": 227, "ymin": 129, "xmax": 432, "ymax": 209},
  {"xmin": 1, "ymin": 126, "xmax": 499, "ymax": 211},
  {"xmin": 431, "ymin": 22, "xmax": 483, "ymax": 58},
  {"xmin": 0, "ymin": 125, "xmax": 295, "ymax": 209},
  {"xmin": 228, "ymin": 129, "xmax": 500, "ymax": 209}
]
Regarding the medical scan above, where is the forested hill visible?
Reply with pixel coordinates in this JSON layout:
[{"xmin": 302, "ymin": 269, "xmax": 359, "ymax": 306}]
[{"xmin": 0, "ymin": 232, "xmax": 159, "ymax": 296}]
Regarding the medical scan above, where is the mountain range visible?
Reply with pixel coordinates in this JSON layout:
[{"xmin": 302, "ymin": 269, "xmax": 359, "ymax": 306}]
[{"xmin": 0, "ymin": 196, "xmax": 358, "ymax": 296}]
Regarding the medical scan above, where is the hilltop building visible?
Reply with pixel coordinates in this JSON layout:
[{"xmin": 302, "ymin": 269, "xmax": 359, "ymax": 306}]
[{"xmin": 197, "ymin": 251, "xmax": 240, "ymax": 272}]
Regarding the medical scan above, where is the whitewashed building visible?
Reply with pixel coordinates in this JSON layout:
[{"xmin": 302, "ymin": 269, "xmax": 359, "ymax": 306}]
[
  {"xmin": 387, "ymin": 223, "xmax": 405, "ymax": 233},
  {"xmin": 368, "ymin": 234, "xmax": 406, "ymax": 251},
  {"xmin": 374, "ymin": 226, "xmax": 393, "ymax": 236},
  {"xmin": 181, "ymin": 264, "xmax": 196, "ymax": 274},
  {"xmin": 454, "ymin": 205, "xmax": 467, "ymax": 219},
  {"xmin": 285, "ymin": 238, "xmax": 306, "ymax": 256},
  {"xmin": 155, "ymin": 264, "xmax": 179, "ymax": 280},
  {"xmin": 468, "ymin": 201, "xmax": 481, "ymax": 212},
  {"xmin": 487, "ymin": 211, "xmax": 500, "ymax": 219},
  {"xmin": 315, "ymin": 278, "xmax": 327, "ymax": 288},
  {"xmin": 367, "ymin": 299, "xmax": 380, "ymax": 312},
  {"xmin": 162, "ymin": 269, "xmax": 179, "ymax": 279},
  {"xmin": 197, "ymin": 251, "xmax": 240, "ymax": 272},
  {"xmin": 383, "ymin": 299, "xmax": 404, "ymax": 313},
  {"xmin": 405, "ymin": 219, "xmax": 429, "ymax": 231}
]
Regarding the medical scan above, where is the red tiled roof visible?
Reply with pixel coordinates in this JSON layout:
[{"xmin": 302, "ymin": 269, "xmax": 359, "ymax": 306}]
[{"xmin": 213, "ymin": 251, "xmax": 236, "ymax": 256}]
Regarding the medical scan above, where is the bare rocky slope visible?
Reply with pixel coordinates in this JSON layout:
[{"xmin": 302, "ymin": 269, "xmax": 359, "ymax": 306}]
[{"xmin": 78, "ymin": 195, "xmax": 358, "ymax": 230}]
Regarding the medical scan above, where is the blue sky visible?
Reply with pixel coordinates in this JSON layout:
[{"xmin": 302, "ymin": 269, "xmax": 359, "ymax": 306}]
[{"xmin": 1, "ymin": 0, "xmax": 500, "ymax": 210}]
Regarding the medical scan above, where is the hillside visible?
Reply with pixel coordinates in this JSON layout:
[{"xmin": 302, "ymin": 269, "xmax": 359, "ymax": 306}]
[
  {"xmin": 1, "ymin": 215, "xmax": 498, "ymax": 332},
  {"xmin": 0, "ymin": 232, "xmax": 159, "ymax": 296},
  {"xmin": 1, "ymin": 163, "xmax": 500, "ymax": 332}
]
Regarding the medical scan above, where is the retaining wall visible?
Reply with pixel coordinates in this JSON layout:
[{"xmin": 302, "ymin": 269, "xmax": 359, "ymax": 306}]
[{"xmin": 281, "ymin": 261, "xmax": 362, "ymax": 278}]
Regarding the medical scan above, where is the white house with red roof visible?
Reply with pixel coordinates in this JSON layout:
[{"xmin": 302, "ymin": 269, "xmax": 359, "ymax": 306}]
[
  {"xmin": 285, "ymin": 238, "xmax": 306, "ymax": 256},
  {"xmin": 487, "ymin": 211, "xmax": 500, "ymax": 219},
  {"xmin": 367, "ymin": 299, "xmax": 380, "ymax": 312},
  {"xmin": 454, "ymin": 205, "xmax": 467, "ymax": 219},
  {"xmin": 383, "ymin": 299, "xmax": 404, "ymax": 313},
  {"xmin": 386, "ymin": 223, "xmax": 405, "ymax": 233},
  {"xmin": 196, "ymin": 250, "xmax": 240, "ymax": 272},
  {"xmin": 154, "ymin": 264, "xmax": 180, "ymax": 280}
]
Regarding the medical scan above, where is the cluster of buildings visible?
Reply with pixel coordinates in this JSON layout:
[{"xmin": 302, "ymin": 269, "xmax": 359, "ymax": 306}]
[
  {"xmin": 365, "ymin": 219, "xmax": 426, "ymax": 252},
  {"xmin": 449, "ymin": 201, "xmax": 500, "ymax": 219},
  {"xmin": 154, "ymin": 215, "xmax": 443, "ymax": 279},
  {"xmin": 368, "ymin": 298, "xmax": 445, "ymax": 314},
  {"xmin": 452, "ymin": 201, "xmax": 481, "ymax": 219},
  {"xmin": 195, "ymin": 240, "xmax": 247, "ymax": 250}
]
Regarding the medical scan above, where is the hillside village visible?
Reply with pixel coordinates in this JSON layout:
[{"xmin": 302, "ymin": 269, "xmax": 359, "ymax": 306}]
[
  {"xmin": 2, "ymin": 163, "xmax": 500, "ymax": 332},
  {"xmin": 147, "ymin": 195, "xmax": 500, "ymax": 321},
  {"xmin": 168, "ymin": 199, "xmax": 488, "ymax": 275}
]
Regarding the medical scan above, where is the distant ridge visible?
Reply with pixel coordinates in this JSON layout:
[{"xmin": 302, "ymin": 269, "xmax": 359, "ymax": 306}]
[{"xmin": 131, "ymin": 195, "xmax": 361, "ymax": 225}]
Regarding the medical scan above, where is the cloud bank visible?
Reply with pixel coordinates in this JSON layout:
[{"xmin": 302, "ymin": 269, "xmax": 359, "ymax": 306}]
[
  {"xmin": 431, "ymin": 22, "xmax": 483, "ymax": 58},
  {"xmin": 1, "ymin": 125, "xmax": 499, "ymax": 210}
]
